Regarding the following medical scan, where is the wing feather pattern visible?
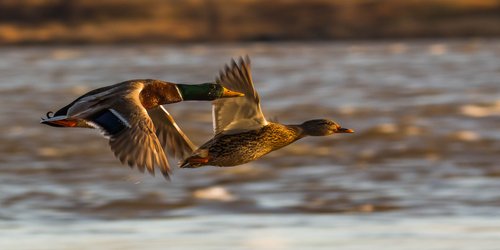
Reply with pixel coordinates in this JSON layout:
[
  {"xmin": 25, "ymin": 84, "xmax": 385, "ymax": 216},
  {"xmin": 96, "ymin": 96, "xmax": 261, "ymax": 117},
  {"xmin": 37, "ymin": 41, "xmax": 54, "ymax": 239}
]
[
  {"xmin": 212, "ymin": 56, "xmax": 267, "ymax": 135},
  {"xmin": 107, "ymin": 100, "xmax": 171, "ymax": 179},
  {"xmin": 148, "ymin": 106, "xmax": 197, "ymax": 160}
]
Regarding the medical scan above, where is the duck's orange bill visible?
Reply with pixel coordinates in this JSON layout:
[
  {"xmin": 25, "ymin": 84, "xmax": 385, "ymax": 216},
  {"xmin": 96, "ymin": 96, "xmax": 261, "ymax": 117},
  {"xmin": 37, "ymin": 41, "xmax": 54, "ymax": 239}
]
[{"xmin": 339, "ymin": 127, "xmax": 354, "ymax": 133}]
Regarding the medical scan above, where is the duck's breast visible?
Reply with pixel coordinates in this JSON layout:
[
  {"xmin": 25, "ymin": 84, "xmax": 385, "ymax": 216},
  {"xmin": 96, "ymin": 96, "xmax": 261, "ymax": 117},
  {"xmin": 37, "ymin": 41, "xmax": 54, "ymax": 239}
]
[{"xmin": 205, "ymin": 123, "xmax": 302, "ymax": 167}]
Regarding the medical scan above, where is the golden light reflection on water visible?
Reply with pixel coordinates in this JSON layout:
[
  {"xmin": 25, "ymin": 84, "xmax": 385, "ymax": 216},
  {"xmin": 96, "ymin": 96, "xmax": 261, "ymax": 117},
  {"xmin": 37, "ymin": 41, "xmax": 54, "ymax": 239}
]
[{"xmin": 0, "ymin": 40, "xmax": 499, "ymax": 249}]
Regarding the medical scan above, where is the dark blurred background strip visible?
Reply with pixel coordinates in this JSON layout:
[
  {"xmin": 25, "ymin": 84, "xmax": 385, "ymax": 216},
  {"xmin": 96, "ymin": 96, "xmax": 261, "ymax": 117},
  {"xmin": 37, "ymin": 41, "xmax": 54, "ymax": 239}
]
[{"xmin": 1, "ymin": 0, "xmax": 499, "ymax": 45}]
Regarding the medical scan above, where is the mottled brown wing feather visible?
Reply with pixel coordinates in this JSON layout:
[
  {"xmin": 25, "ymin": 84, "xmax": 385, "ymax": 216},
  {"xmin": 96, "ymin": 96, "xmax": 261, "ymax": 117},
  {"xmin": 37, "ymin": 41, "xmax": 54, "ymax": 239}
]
[
  {"xmin": 108, "ymin": 101, "xmax": 170, "ymax": 179},
  {"xmin": 148, "ymin": 106, "xmax": 197, "ymax": 160},
  {"xmin": 212, "ymin": 56, "xmax": 268, "ymax": 135}
]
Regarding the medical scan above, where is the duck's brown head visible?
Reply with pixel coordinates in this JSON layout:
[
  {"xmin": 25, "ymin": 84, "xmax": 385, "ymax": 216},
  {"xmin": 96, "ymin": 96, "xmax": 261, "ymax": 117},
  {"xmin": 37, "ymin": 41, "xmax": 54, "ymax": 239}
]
[{"xmin": 300, "ymin": 119, "xmax": 354, "ymax": 136}]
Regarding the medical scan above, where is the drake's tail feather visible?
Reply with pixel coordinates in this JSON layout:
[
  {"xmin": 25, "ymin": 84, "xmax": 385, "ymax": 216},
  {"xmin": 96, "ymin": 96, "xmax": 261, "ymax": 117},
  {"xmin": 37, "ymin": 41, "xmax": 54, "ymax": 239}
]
[{"xmin": 40, "ymin": 115, "xmax": 79, "ymax": 127}]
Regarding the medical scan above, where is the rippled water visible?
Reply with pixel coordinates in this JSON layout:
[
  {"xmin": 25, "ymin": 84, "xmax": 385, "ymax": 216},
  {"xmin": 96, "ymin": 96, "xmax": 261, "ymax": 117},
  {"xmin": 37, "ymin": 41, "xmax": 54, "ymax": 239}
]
[{"xmin": 1, "ymin": 40, "xmax": 500, "ymax": 249}]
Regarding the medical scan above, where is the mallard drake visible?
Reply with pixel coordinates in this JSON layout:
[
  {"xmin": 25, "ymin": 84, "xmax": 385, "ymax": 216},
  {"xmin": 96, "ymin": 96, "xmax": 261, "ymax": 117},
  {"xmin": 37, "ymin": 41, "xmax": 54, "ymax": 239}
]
[
  {"xmin": 180, "ymin": 56, "xmax": 353, "ymax": 168},
  {"xmin": 41, "ymin": 79, "xmax": 244, "ymax": 178}
]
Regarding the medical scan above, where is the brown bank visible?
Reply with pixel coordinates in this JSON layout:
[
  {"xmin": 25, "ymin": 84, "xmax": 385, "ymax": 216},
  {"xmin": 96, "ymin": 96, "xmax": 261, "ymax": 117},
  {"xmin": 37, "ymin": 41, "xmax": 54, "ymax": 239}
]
[{"xmin": 1, "ymin": 0, "xmax": 499, "ymax": 44}]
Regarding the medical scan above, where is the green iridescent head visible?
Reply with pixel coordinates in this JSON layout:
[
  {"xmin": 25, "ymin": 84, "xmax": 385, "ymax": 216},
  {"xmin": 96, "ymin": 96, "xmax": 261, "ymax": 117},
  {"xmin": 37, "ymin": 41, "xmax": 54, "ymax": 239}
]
[{"xmin": 176, "ymin": 83, "xmax": 244, "ymax": 101}]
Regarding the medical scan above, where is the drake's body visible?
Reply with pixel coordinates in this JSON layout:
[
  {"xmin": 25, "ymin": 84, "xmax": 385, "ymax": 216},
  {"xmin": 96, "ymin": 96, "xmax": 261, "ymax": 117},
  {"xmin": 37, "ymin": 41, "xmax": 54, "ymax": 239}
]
[
  {"xmin": 45, "ymin": 79, "xmax": 229, "ymax": 127},
  {"xmin": 41, "ymin": 79, "xmax": 243, "ymax": 178}
]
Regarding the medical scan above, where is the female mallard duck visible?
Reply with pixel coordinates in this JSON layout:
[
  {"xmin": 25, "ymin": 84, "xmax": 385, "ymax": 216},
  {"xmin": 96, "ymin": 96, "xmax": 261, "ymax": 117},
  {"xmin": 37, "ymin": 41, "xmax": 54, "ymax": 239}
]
[
  {"xmin": 180, "ymin": 56, "xmax": 353, "ymax": 168},
  {"xmin": 41, "ymin": 79, "xmax": 244, "ymax": 178}
]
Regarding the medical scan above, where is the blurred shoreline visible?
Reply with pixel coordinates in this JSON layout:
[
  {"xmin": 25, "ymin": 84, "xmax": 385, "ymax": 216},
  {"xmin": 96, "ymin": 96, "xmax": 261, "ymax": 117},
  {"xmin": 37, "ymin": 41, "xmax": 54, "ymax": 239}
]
[{"xmin": 1, "ymin": 0, "xmax": 499, "ymax": 45}]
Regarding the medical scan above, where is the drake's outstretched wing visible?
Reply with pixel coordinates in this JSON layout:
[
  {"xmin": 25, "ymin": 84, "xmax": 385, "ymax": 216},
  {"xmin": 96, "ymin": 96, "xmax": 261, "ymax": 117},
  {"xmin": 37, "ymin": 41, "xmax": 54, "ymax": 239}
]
[
  {"xmin": 148, "ymin": 106, "xmax": 197, "ymax": 160},
  {"xmin": 100, "ymin": 99, "xmax": 171, "ymax": 179},
  {"xmin": 212, "ymin": 56, "xmax": 268, "ymax": 135}
]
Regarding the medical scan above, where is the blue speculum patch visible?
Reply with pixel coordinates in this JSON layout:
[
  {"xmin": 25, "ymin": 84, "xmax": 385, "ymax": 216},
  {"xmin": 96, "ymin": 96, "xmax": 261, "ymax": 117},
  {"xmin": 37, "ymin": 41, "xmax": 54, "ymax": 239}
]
[{"xmin": 92, "ymin": 110, "xmax": 127, "ymax": 136}]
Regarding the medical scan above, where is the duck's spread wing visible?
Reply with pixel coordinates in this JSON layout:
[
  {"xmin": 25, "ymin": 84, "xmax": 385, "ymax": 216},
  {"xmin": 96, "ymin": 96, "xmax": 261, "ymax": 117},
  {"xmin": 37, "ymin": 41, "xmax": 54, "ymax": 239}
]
[
  {"xmin": 148, "ymin": 106, "xmax": 197, "ymax": 160},
  {"xmin": 93, "ymin": 100, "xmax": 171, "ymax": 179},
  {"xmin": 212, "ymin": 56, "xmax": 268, "ymax": 135}
]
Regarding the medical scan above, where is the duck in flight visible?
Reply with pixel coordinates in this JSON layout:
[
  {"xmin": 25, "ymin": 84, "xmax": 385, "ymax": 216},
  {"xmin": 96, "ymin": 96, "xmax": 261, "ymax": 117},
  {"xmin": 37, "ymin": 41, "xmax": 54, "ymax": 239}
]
[
  {"xmin": 41, "ymin": 79, "xmax": 244, "ymax": 178},
  {"xmin": 181, "ymin": 56, "xmax": 354, "ymax": 168}
]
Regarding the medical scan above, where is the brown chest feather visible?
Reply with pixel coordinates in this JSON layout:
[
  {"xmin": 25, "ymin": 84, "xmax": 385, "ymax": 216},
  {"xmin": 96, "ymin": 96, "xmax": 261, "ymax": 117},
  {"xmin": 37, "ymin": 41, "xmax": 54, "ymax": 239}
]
[
  {"xmin": 201, "ymin": 123, "xmax": 303, "ymax": 166},
  {"xmin": 139, "ymin": 81, "xmax": 182, "ymax": 109}
]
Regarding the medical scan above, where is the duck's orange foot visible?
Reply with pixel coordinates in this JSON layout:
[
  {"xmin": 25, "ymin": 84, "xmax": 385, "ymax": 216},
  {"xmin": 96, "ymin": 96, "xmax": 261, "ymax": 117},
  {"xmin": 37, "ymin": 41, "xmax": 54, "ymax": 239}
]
[{"xmin": 180, "ymin": 156, "xmax": 210, "ymax": 168}]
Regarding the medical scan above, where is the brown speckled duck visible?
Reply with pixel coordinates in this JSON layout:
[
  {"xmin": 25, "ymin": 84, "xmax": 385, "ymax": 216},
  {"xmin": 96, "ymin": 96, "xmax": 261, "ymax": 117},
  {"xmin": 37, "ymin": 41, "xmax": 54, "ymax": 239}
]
[
  {"xmin": 41, "ymin": 79, "xmax": 244, "ymax": 178},
  {"xmin": 180, "ymin": 56, "xmax": 353, "ymax": 168}
]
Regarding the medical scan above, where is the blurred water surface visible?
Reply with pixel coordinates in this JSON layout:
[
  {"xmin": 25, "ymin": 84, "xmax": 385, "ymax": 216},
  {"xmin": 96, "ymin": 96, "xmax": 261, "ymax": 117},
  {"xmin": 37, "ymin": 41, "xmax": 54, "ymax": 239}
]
[{"xmin": 0, "ymin": 40, "xmax": 499, "ymax": 250}]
